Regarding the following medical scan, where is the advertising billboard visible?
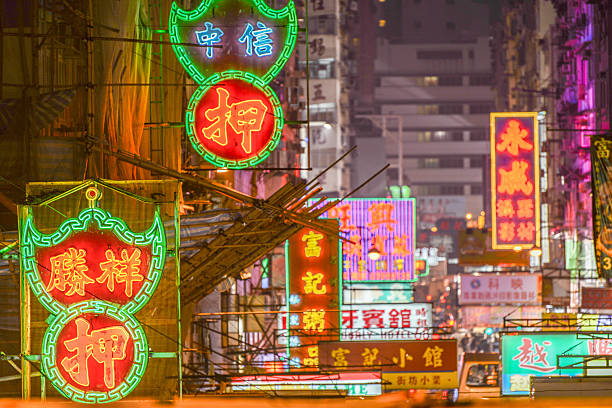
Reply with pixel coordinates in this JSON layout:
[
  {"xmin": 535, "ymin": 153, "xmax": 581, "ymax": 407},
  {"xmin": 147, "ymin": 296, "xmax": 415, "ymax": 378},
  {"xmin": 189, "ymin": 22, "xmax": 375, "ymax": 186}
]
[
  {"xmin": 315, "ymin": 198, "xmax": 416, "ymax": 282},
  {"xmin": 319, "ymin": 340, "xmax": 457, "ymax": 389},
  {"xmin": 343, "ymin": 282, "xmax": 414, "ymax": 304},
  {"xmin": 490, "ymin": 112, "xmax": 540, "ymax": 249},
  {"xmin": 459, "ymin": 274, "xmax": 541, "ymax": 305},
  {"xmin": 286, "ymin": 221, "xmax": 341, "ymax": 369}
]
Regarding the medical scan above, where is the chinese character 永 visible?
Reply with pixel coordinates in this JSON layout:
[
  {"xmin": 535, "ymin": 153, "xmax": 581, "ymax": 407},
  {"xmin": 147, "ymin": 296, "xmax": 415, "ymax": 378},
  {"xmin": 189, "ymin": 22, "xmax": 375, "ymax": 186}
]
[
  {"xmin": 195, "ymin": 22, "xmax": 224, "ymax": 58},
  {"xmin": 47, "ymin": 248, "xmax": 93, "ymax": 296},
  {"xmin": 301, "ymin": 271, "xmax": 327, "ymax": 295},
  {"xmin": 302, "ymin": 231, "xmax": 324, "ymax": 257},
  {"xmin": 202, "ymin": 87, "xmax": 267, "ymax": 155},
  {"xmin": 61, "ymin": 317, "xmax": 129, "ymax": 388},
  {"xmin": 97, "ymin": 248, "xmax": 144, "ymax": 297},
  {"xmin": 238, "ymin": 21, "xmax": 273, "ymax": 57},
  {"xmin": 497, "ymin": 120, "xmax": 533, "ymax": 156}
]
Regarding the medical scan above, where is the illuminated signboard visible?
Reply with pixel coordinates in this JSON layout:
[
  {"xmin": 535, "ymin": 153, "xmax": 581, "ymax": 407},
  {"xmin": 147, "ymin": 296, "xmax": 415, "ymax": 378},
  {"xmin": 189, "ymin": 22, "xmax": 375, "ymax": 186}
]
[
  {"xmin": 500, "ymin": 333, "xmax": 612, "ymax": 395},
  {"xmin": 286, "ymin": 221, "xmax": 341, "ymax": 369},
  {"xmin": 490, "ymin": 112, "xmax": 540, "ymax": 249},
  {"xmin": 343, "ymin": 282, "xmax": 414, "ymax": 304},
  {"xmin": 169, "ymin": 0, "xmax": 297, "ymax": 168},
  {"xmin": 230, "ymin": 372, "xmax": 382, "ymax": 396},
  {"xmin": 20, "ymin": 188, "xmax": 166, "ymax": 403},
  {"xmin": 318, "ymin": 340, "xmax": 457, "ymax": 389},
  {"xmin": 315, "ymin": 198, "xmax": 416, "ymax": 282},
  {"xmin": 459, "ymin": 274, "xmax": 541, "ymax": 305},
  {"xmin": 341, "ymin": 303, "xmax": 432, "ymax": 341}
]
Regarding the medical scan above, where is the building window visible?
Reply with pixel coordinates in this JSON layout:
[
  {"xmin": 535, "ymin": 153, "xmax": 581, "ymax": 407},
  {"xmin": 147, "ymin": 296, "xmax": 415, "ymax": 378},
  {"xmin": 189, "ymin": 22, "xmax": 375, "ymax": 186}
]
[
  {"xmin": 439, "ymin": 157, "xmax": 464, "ymax": 168},
  {"xmin": 439, "ymin": 104, "xmax": 463, "ymax": 114},
  {"xmin": 469, "ymin": 74, "xmax": 492, "ymax": 86},
  {"xmin": 470, "ymin": 157, "xmax": 484, "ymax": 168},
  {"xmin": 441, "ymin": 185, "xmax": 464, "ymax": 195},
  {"xmin": 416, "ymin": 50, "xmax": 462, "ymax": 60},
  {"xmin": 416, "ymin": 76, "xmax": 439, "ymax": 86},
  {"xmin": 414, "ymin": 21, "xmax": 422, "ymax": 29},
  {"xmin": 446, "ymin": 22, "xmax": 456, "ymax": 30},
  {"xmin": 417, "ymin": 104, "xmax": 439, "ymax": 115},
  {"xmin": 470, "ymin": 129, "xmax": 487, "ymax": 141},
  {"xmin": 470, "ymin": 184, "xmax": 483, "ymax": 195},
  {"xmin": 418, "ymin": 158, "xmax": 440, "ymax": 168},
  {"xmin": 469, "ymin": 103, "xmax": 492, "ymax": 114},
  {"xmin": 379, "ymin": 19, "xmax": 386, "ymax": 27},
  {"xmin": 438, "ymin": 76, "xmax": 463, "ymax": 86}
]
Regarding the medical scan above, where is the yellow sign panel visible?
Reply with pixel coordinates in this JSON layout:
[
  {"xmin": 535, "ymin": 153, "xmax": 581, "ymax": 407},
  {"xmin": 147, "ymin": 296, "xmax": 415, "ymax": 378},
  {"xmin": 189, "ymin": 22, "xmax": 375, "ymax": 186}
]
[
  {"xmin": 383, "ymin": 372, "xmax": 458, "ymax": 389},
  {"xmin": 542, "ymin": 312, "xmax": 577, "ymax": 331}
]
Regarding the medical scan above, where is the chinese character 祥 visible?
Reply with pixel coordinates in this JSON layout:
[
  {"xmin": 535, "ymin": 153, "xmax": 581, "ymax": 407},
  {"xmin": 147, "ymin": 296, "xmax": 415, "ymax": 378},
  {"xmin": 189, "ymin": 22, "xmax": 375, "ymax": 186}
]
[
  {"xmin": 238, "ymin": 21, "xmax": 273, "ymax": 57},
  {"xmin": 392, "ymin": 347, "xmax": 414, "ymax": 368},
  {"xmin": 97, "ymin": 248, "xmax": 144, "ymax": 297},
  {"xmin": 303, "ymin": 345, "xmax": 319, "ymax": 367},
  {"xmin": 303, "ymin": 309, "xmax": 326, "ymax": 332},
  {"xmin": 195, "ymin": 22, "xmax": 224, "ymax": 59},
  {"xmin": 361, "ymin": 347, "xmax": 379, "ymax": 366},
  {"xmin": 47, "ymin": 248, "xmax": 93, "ymax": 296},
  {"xmin": 301, "ymin": 271, "xmax": 327, "ymax": 295},
  {"xmin": 512, "ymin": 337, "xmax": 555, "ymax": 372},
  {"xmin": 496, "ymin": 119, "xmax": 533, "ymax": 156},
  {"xmin": 496, "ymin": 199, "xmax": 515, "ymax": 218},
  {"xmin": 516, "ymin": 199, "xmax": 534, "ymax": 219},
  {"xmin": 362, "ymin": 309, "xmax": 385, "ymax": 329},
  {"xmin": 423, "ymin": 346, "xmax": 444, "ymax": 368},
  {"xmin": 202, "ymin": 87, "xmax": 267, "ymax": 155},
  {"xmin": 498, "ymin": 161, "xmax": 534, "ymax": 195},
  {"xmin": 302, "ymin": 231, "xmax": 324, "ymax": 257},
  {"xmin": 367, "ymin": 203, "xmax": 396, "ymax": 232},
  {"xmin": 331, "ymin": 347, "xmax": 350, "ymax": 369},
  {"xmin": 393, "ymin": 234, "xmax": 411, "ymax": 257},
  {"xmin": 61, "ymin": 317, "xmax": 129, "ymax": 388}
]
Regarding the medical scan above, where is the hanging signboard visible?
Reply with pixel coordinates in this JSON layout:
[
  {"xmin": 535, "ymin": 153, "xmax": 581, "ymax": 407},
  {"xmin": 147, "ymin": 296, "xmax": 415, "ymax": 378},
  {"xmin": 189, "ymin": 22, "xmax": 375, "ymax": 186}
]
[
  {"xmin": 169, "ymin": 0, "xmax": 297, "ymax": 168},
  {"xmin": 318, "ymin": 340, "xmax": 457, "ymax": 389},
  {"xmin": 460, "ymin": 306, "xmax": 542, "ymax": 329},
  {"xmin": 490, "ymin": 112, "xmax": 540, "ymax": 249},
  {"xmin": 343, "ymin": 282, "xmax": 414, "ymax": 304},
  {"xmin": 591, "ymin": 135, "xmax": 612, "ymax": 282},
  {"xmin": 20, "ymin": 186, "xmax": 166, "ymax": 403},
  {"xmin": 582, "ymin": 287, "xmax": 612, "ymax": 309},
  {"xmin": 458, "ymin": 229, "xmax": 530, "ymax": 266},
  {"xmin": 341, "ymin": 303, "xmax": 431, "ymax": 341},
  {"xmin": 314, "ymin": 198, "xmax": 416, "ymax": 282},
  {"xmin": 459, "ymin": 274, "xmax": 541, "ymax": 305},
  {"xmin": 286, "ymin": 221, "xmax": 341, "ymax": 369}
]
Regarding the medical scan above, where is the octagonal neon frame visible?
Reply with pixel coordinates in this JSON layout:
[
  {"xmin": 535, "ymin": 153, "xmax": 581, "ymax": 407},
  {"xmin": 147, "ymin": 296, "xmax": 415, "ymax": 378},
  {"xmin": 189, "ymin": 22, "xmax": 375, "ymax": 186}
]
[
  {"xmin": 20, "ymin": 206, "xmax": 167, "ymax": 316},
  {"xmin": 41, "ymin": 301, "xmax": 148, "ymax": 404},
  {"xmin": 169, "ymin": 0, "xmax": 297, "ymax": 85},
  {"xmin": 186, "ymin": 70, "xmax": 284, "ymax": 168}
]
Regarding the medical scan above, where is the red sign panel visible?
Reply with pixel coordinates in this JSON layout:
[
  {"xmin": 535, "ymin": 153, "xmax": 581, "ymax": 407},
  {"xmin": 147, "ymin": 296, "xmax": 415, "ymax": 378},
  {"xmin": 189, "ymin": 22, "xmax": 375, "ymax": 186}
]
[
  {"xmin": 491, "ymin": 112, "xmax": 540, "ymax": 249},
  {"xmin": 582, "ymin": 287, "xmax": 612, "ymax": 309},
  {"xmin": 286, "ymin": 221, "xmax": 341, "ymax": 369}
]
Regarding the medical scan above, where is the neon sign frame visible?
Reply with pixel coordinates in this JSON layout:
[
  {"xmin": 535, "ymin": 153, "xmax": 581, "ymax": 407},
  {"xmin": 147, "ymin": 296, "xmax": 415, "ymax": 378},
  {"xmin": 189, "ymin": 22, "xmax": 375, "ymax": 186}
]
[{"xmin": 20, "ymin": 205, "xmax": 166, "ymax": 403}]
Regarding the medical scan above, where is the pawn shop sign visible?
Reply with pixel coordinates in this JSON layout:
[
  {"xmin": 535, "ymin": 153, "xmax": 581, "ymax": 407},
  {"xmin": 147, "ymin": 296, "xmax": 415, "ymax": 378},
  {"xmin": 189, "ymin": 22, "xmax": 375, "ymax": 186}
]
[{"xmin": 170, "ymin": 0, "xmax": 297, "ymax": 169}]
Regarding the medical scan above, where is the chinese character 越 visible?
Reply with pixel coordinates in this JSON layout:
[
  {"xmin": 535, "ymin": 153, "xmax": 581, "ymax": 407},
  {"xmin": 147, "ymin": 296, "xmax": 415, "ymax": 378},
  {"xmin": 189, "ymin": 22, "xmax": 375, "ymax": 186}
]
[
  {"xmin": 498, "ymin": 161, "xmax": 534, "ymax": 195},
  {"xmin": 331, "ymin": 347, "xmax": 350, "ymax": 369},
  {"xmin": 367, "ymin": 203, "xmax": 396, "ymax": 232},
  {"xmin": 496, "ymin": 199, "xmax": 515, "ymax": 218},
  {"xmin": 499, "ymin": 221, "xmax": 516, "ymax": 242},
  {"xmin": 301, "ymin": 271, "xmax": 327, "ymax": 295},
  {"xmin": 97, "ymin": 248, "xmax": 144, "ymax": 297},
  {"xmin": 303, "ymin": 309, "xmax": 326, "ymax": 332},
  {"xmin": 422, "ymin": 346, "xmax": 444, "ymax": 368},
  {"xmin": 302, "ymin": 231, "xmax": 324, "ymax": 257},
  {"xmin": 47, "ymin": 248, "xmax": 93, "ymax": 296},
  {"xmin": 195, "ymin": 22, "xmax": 224, "ymax": 59},
  {"xmin": 496, "ymin": 120, "xmax": 533, "ymax": 156},
  {"xmin": 202, "ymin": 87, "xmax": 267, "ymax": 155},
  {"xmin": 238, "ymin": 21, "xmax": 273, "ymax": 57},
  {"xmin": 512, "ymin": 337, "xmax": 555, "ymax": 372},
  {"xmin": 392, "ymin": 347, "xmax": 414, "ymax": 368},
  {"xmin": 61, "ymin": 317, "xmax": 129, "ymax": 388},
  {"xmin": 303, "ymin": 345, "xmax": 319, "ymax": 367},
  {"xmin": 361, "ymin": 347, "xmax": 379, "ymax": 366}
]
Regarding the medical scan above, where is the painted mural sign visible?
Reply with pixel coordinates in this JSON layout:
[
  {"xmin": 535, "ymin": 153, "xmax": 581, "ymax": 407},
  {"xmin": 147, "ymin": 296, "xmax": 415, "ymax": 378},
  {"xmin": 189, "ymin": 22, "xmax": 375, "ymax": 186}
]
[
  {"xmin": 318, "ymin": 340, "xmax": 457, "ymax": 389},
  {"xmin": 501, "ymin": 333, "xmax": 612, "ymax": 395},
  {"xmin": 169, "ymin": 0, "xmax": 297, "ymax": 168},
  {"xmin": 490, "ymin": 112, "xmax": 540, "ymax": 249},
  {"xmin": 286, "ymin": 221, "xmax": 341, "ymax": 369},
  {"xmin": 20, "ymin": 187, "xmax": 166, "ymax": 403},
  {"xmin": 315, "ymin": 198, "xmax": 416, "ymax": 282}
]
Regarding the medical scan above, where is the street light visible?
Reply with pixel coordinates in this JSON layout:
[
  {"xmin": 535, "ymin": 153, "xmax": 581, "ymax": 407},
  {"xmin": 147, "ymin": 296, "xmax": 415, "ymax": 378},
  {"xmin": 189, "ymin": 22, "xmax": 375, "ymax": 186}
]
[
  {"xmin": 529, "ymin": 246, "xmax": 542, "ymax": 257},
  {"xmin": 368, "ymin": 245, "xmax": 381, "ymax": 261}
]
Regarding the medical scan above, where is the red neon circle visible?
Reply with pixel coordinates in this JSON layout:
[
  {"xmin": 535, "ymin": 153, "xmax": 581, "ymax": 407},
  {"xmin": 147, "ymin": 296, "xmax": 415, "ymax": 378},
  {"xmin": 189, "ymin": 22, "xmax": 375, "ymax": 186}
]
[
  {"xmin": 56, "ymin": 313, "xmax": 135, "ymax": 393},
  {"xmin": 193, "ymin": 78, "xmax": 276, "ymax": 161},
  {"xmin": 36, "ymin": 229, "xmax": 152, "ymax": 306}
]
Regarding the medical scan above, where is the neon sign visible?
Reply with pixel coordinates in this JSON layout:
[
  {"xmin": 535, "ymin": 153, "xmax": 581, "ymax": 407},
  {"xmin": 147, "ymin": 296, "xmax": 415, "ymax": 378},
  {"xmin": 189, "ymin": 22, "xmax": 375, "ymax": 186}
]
[
  {"xmin": 491, "ymin": 113, "xmax": 540, "ymax": 249},
  {"xmin": 314, "ymin": 199, "xmax": 416, "ymax": 282},
  {"xmin": 20, "ymin": 188, "xmax": 166, "ymax": 403},
  {"xmin": 170, "ymin": 0, "xmax": 297, "ymax": 168},
  {"xmin": 285, "ymin": 221, "xmax": 341, "ymax": 369}
]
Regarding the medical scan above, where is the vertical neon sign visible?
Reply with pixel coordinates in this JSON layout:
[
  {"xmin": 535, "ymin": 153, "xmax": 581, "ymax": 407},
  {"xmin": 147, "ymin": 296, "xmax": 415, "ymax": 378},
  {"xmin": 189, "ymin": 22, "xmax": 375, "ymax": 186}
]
[
  {"xmin": 20, "ymin": 187, "xmax": 166, "ymax": 403},
  {"xmin": 169, "ymin": 0, "xmax": 297, "ymax": 168},
  {"xmin": 285, "ymin": 221, "xmax": 341, "ymax": 369},
  {"xmin": 491, "ymin": 112, "xmax": 540, "ymax": 249}
]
